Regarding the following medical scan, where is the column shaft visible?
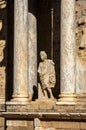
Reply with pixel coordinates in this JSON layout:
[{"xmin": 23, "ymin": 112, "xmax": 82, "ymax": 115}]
[
  {"xmin": 59, "ymin": 0, "xmax": 76, "ymax": 102},
  {"xmin": 12, "ymin": 0, "xmax": 29, "ymax": 102},
  {"xmin": 28, "ymin": 0, "xmax": 37, "ymax": 100}
]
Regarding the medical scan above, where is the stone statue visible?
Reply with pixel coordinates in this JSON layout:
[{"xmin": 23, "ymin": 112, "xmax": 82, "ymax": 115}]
[{"xmin": 38, "ymin": 51, "xmax": 56, "ymax": 99}]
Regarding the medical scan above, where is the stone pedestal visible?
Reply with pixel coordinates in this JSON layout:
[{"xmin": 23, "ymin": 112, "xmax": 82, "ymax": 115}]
[
  {"xmin": 57, "ymin": 0, "xmax": 76, "ymax": 104},
  {"xmin": 12, "ymin": 0, "xmax": 29, "ymax": 102},
  {"xmin": 28, "ymin": 0, "xmax": 37, "ymax": 100}
]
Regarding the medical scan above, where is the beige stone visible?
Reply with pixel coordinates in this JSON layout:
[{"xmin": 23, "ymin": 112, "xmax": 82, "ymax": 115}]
[
  {"xmin": 80, "ymin": 122, "xmax": 86, "ymax": 129},
  {"xmin": 7, "ymin": 120, "xmax": 27, "ymax": 127},
  {"xmin": 12, "ymin": 0, "xmax": 29, "ymax": 102},
  {"xmin": 57, "ymin": 0, "xmax": 76, "ymax": 103},
  {"xmin": 46, "ymin": 128, "xmax": 55, "ymax": 130},
  {"xmin": 0, "ymin": 118, "xmax": 4, "ymax": 126},
  {"xmin": 42, "ymin": 121, "xmax": 80, "ymax": 129},
  {"xmin": 34, "ymin": 118, "xmax": 41, "ymax": 127},
  {"xmin": 28, "ymin": 7, "xmax": 37, "ymax": 98},
  {"xmin": 38, "ymin": 51, "xmax": 56, "ymax": 99},
  {"xmin": 0, "ymin": 40, "xmax": 5, "ymax": 62},
  {"xmin": 0, "ymin": 0, "xmax": 6, "ymax": 9}
]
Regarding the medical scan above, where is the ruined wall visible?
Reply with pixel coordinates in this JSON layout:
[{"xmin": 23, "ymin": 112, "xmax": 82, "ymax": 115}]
[
  {"xmin": 1, "ymin": 0, "xmax": 86, "ymax": 100},
  {"xmin": 0, "ymin": 1, "xmax": 7, "ymax": 103},
  {"xmin": 0, "ymin": 0, "xmax": 86, "ymax": 102},
  {"xmin": 76, "ymin": 0, "xmax": 86, "ymax": 93},
  {"xmin": 0, "ymin": 0, "xmax": 86, "ymax": 130},
  {"xmin": 6, "ymin": 119, "xmax": 86, "ymax": 130}
]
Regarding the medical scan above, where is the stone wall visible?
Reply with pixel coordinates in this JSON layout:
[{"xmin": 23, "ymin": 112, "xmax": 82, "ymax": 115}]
[
  {"xmin": 0, "ymin": 1, "xmax": 7, "ymax": 103},
  {"xmin": 6, "ymin": 119, "xmax": 86, "ymax": 130},
  {"xmin": 41, "ymin": 120, "xmax": 86, "ymax": 130},
  {"xmin": 1, "ymin": 0, "xmax": 86, "ymax": 100},
  {"xmin": 37, "ymin": 0, "xmax": 86, "ymax": 98},
  {"xmin": 0, "ymin": 0, "xmax": 86, "ymax": 130},
  {"xmin": 6, "ymin": 120, "xmax": 33, "ymax": 130},
  {"xmin": 0, "ymin": 117, "xmax": 4, "ymax": 130},
  {"xmin": 76, "ymin": 0, "xmax": 86, "ymax": 94}
]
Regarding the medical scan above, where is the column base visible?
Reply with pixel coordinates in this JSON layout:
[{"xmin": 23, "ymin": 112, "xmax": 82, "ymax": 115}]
[
  {"xmin": 56, "ymin": 93, "xmax": 77, "ymax": 105},
  {"xmin": 76, "ymin": 94, "xmax": 86, "ymax": 110},
  {"xmin": 77, "ymin": 94, "xmax": 86, "ymax": 104},
  {"xmin": 11, "ymin": 93, "xmax": 29, "ymax": 103},
  {"xmin": 0, "ymin": 97, "xmax": 5, "ymax": 103}
]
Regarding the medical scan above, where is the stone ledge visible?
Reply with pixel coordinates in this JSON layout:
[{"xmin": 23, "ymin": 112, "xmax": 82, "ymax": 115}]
[
  {"xmin": 6, "ymin": 101, "xmax": 86, "ymax": 113},
  {"xmin": 6, "ymin": 101, "xmax": 76, "ymax": 113},
  {"xmin": 0, "ymin": 112, "xmax": 86, "ymax": 120}
]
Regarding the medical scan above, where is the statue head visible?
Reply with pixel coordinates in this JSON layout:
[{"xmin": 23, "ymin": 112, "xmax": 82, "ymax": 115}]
[{"xmin": 40, "ymin": 51, "xmax": 47, "ymax": 61}]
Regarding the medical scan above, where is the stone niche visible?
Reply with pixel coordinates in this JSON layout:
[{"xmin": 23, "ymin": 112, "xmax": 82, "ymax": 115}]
[
  {"xmin": 37, "ymin": 0, "xmax": 61, "ymax": 100},
  {"xmin": 2, "ymin": 0, "xmax": 86, "ymax": 101},
  {"xmin": 6, "ymin": 0, "xmax": 61, "ymax": 101}
]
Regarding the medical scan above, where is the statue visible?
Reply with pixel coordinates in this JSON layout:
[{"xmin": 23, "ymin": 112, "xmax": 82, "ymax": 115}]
[{"xmin": 38, "ymin": 51, "xmax": 56, "ymax": 99}]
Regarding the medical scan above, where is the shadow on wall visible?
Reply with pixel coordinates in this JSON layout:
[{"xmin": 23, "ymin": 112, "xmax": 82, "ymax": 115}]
[
  {"xmin": 6, "ymin": 0, "xmax": 14, "ymax": 101},
  {"xmin": 36, "ymin": 0, "xmax": 61, "ymax": 99}
]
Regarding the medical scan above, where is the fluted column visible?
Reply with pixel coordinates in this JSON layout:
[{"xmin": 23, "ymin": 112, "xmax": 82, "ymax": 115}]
[
  {"xmin": 12, "ymin": 0, "xmax": 29, "ymax": 102},
  {"xmin": 58, "ymin": 0, "xmax": 76, "ymax": 103},
  {"xmin": 28, "ymin": 0, "xmax": 37, "ymax": 100}
]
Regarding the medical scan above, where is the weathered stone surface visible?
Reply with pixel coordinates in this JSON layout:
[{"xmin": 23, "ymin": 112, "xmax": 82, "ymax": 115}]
[
  {"xmin": 6, "ymin": 126, "xmax": 32, "ymax": 130},
  {"xmin": 76, "ymin": 0, "xmax": 86, "ymax": 97},
  {"xmin": 42, "ymin": 121, "xmax": 80, "ymax": 129},
  {"xmin": 60, "ymin": 0, "xmax": 76, "ymax": 94},
  {"xmin": 34, "ymin": 118, "xmax": 41, "ymax": 127},
  {"xmin": 28, "ymin": 0, "xmax": 37, "ymax": 99},
  {"xmin": 0, "ymin": 0, "xmax": 86, "ymax": 130},
  {"xmin": 0, "ymin": 118, "xmax": 4, "ymax": 126},
  {"xmin": 46, "ymin": 128, "xmax": 55, "ymax": 130},
  {"xmin": 0, "ymin": 118, "xmax": 4, "ymax": 130},
  {"xmin": 57, "ymin": 0, "xmax": 76, "ymax": 103},
  {"xmin": 12, "ymin": 0, "xmax": 29, "ymax": 102},
  {"xmin": 38, "ymin": 51, "xmax": 56, "ymax": 99},
  {"xmin": 6, "ymin": 120, "xmax": 33, "ymax": 130},
  {"xmin": 7, "ymin": 120, "xmax": 27, "ymax": 126},
  {"xmin": 80, "ymin": 122, "xmax": 86, "ymax": 129},
  {"xmin": 0, "ymin": 104, "xmax": 5, "ymax": 111},
  {"xmin": 0, "ymin": 2, "xmax": 7, "ymax": 104}
]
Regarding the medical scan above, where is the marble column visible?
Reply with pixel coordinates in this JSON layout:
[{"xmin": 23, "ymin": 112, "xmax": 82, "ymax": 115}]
[
  {"xmin": 28, "ymin": 0, "xmax": 37, "ymax": 100},
  {"xmin": 58, "ymin": 0, "xmax": 76, "ymax": 103},
  {"xmin": 12, "ymin": 0, "xmax": 29, "ymax": 102}
]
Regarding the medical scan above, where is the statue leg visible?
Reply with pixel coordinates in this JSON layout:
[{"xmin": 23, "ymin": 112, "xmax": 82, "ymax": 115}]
[
  {"xmin": 47, "ymin": 88, "xmax": 54, "ymax": 99},
  {"xmin": 44, "ymin": 89, "xmax": 48, "ymax": 99}
]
